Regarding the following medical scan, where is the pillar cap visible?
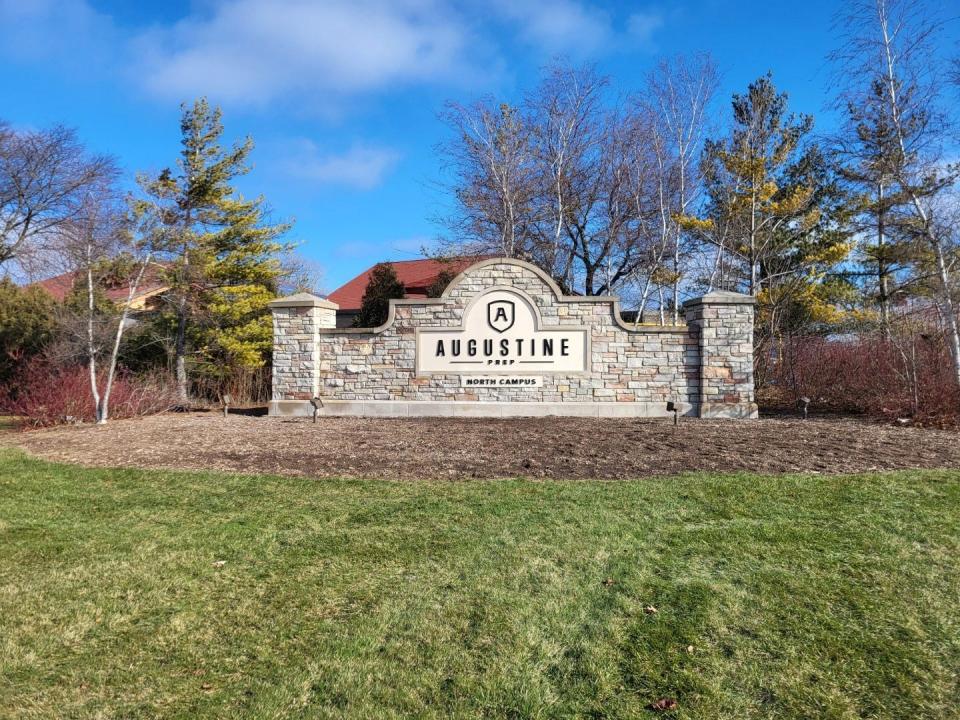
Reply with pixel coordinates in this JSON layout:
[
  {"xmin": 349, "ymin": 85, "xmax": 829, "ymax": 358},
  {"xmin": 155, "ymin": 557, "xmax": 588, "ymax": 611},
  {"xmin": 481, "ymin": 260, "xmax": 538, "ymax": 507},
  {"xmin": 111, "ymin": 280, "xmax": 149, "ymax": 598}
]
[
  {"xmin": 268, "ymin": 293, "xmax": 339, "ymax": 310},
  {"xmin": 682, "ymin": 290, "xmax": 755, "ymax": 308}
]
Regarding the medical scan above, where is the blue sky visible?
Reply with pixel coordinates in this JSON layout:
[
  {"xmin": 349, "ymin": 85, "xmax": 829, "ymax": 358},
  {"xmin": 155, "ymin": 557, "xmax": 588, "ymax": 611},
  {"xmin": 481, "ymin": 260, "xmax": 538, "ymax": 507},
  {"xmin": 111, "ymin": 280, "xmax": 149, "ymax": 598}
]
[{"xmin": 1, "ymin": 0, "xmax": 957, "ymax": 291}]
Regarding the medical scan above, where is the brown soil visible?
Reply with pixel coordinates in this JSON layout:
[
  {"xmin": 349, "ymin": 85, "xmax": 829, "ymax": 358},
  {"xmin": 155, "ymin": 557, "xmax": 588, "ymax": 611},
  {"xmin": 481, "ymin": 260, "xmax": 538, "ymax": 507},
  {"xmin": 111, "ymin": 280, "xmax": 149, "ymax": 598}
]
[{"xmin": 5, "ymin": 412, "xmax": 960, "ymax": 480}]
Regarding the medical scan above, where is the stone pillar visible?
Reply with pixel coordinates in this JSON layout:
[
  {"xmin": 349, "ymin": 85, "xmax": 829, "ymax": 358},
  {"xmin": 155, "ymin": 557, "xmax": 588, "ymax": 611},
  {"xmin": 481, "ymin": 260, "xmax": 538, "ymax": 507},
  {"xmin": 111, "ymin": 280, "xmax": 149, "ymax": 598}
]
[
  {"xmin": 267, "ymin": 293, "xmax": 337, "ymax": 412},
  {"xmin": 683, "ymin": 291, "xmax": 758, "ymax": 419}
]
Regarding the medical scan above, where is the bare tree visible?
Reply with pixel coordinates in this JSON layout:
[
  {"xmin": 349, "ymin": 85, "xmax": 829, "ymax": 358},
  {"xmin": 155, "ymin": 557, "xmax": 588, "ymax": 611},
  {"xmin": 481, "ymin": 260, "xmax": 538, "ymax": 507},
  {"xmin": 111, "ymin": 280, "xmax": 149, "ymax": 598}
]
[
  {"xmin": 278, "ymin": 251, "xmax": 326, "ymax": 296},
  {"xmin": 59, "ymin": 188, "xmax": 156, "ymax": 424},
  {"xmin": 831, "ymin": 0, "xmax": 960, "ymax": 388},
  {"xmin": 438, "ymin": 100, "xmax": 538, "ymax": 260},
  {"xmin": 439, "ymin": 63, "xmax": 661, "ymax": 299},
  {"xmin": 526, "ymin": 64, "xmax": 609, "ymax": 289},
  {"xmin": 621, "ymin": 108, "xmax": 670, "ymax": 323},
  {"xmin": 643, "ymin": 54, "xmax": 718, "ymax": 322},
  {"xmin": 0, "ymin": 123, "xmax": 115, "ymax": 279}
]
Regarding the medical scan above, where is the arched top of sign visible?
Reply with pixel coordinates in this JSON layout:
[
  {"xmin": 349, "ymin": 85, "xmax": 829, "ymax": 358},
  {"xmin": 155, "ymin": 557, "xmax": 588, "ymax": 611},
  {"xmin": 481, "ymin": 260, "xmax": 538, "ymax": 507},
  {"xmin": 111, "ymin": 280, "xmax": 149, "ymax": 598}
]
[
  {"xmin": 318, "ymin": 257, "xmax": 690, "ymax": 336},
  {"xmin": 459, "ymin": 286, "xmax": 546, "ymax": 335},
  {"xmin": 441, "ymin": 257, "xmax": 571, "ymax": 302}
]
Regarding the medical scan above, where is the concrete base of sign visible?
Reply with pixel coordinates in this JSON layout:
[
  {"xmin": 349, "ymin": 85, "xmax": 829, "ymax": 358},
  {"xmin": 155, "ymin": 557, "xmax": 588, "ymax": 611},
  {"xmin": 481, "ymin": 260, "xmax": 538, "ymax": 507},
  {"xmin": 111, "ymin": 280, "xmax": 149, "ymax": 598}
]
[
  {"xmin": 699, "ymin": 402, "xmax": 759, "ymax": 420},
  {"xmin": 269, "ymin": 399, "xmax": 706, "ymax": 419}
]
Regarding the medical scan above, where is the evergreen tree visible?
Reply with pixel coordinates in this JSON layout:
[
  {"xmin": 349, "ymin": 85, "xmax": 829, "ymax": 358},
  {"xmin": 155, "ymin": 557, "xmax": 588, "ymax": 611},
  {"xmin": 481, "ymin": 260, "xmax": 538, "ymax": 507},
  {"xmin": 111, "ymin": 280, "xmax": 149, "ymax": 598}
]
[
  {"xmin": 136, "ymin": 99, "xmax": 291, "ymax": 400},
  {"xmin": 831, "ymin": 0, "xmax": 960, "ymax": 390},
  {"xmin": 835, "ymin": 80, "xmax": 919, "ymax": 334},
  {"xmin": 426, "ymin": 268, "xmax": 457, "ymax": 298},
  {"xmin": 700, "ymin": 75, "xmax": 850, "ymax": 295},
  {"xmin": 353, "ymin": 263, "xmax": 405, "ymax": 327},
  {"xmin": 0, "ymin": 279, "xmax": 56, "ymax": 383},
  {"xmin": 696, "ymin": 75, "xmax": 851, "ymax": 353}
]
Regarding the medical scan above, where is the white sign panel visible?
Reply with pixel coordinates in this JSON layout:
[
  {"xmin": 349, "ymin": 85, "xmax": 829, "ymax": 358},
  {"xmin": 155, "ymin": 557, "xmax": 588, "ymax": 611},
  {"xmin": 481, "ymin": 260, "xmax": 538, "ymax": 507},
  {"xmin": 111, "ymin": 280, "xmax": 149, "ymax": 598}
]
[
  {"xmin": 417, "ymin": 289, "xmax": 588, "ymax": 374},
  {"xmin": 460, "ymin": 375, "xmax": 543, "ymax": 388}
]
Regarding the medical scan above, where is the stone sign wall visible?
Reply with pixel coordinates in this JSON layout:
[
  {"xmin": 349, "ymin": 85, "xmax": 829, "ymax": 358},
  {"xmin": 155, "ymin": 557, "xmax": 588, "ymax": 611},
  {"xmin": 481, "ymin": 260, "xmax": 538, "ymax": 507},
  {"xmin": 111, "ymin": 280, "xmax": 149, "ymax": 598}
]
[{"xmin": 269, "ymin": 258, "xmax": 757, "ymax": 418}]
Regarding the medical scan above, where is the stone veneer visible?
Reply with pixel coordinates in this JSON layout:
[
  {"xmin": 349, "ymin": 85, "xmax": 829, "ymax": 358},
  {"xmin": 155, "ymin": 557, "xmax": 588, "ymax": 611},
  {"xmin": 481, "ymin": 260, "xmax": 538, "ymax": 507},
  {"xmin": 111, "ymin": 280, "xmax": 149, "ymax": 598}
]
[{"xmin": 268, "ymin": 258, "xmax": 757, "ymax": 418}]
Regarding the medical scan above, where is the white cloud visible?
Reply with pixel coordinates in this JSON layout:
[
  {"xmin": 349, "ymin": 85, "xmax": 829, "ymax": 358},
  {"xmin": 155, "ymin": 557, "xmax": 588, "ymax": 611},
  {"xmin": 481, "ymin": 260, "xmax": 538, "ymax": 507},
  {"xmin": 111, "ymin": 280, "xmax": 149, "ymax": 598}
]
[
  {"xmin": 0, "ymin": 0, "xmax": 666, "ymax": 111},
  {"xmin": 131, "ymin": 0, "xmax": 478, "ymax": 106},
  {"xmin": 489, "ymin": 0, "xmax": 614, "ymax": 57},
  {"xmin": 484, "ymin": 1, "xmax": 666, "ymax": 59},
  {"xmin": 627, "ymin": 11, "xmax": 664, "ymax": 49},
  {"xmin": 0, "ymin": 0, "xmax": 117, "ymax": 68},
  {"xmin": 280, "ymin": 140, "xmax": 401, "ymax": 189}
]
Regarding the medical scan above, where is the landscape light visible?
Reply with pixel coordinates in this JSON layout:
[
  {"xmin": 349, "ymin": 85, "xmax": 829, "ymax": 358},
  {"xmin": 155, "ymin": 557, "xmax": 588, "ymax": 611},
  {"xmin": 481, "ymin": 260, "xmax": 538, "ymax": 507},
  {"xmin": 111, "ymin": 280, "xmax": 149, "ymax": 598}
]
[
  {"xmin": 310, "ymin": 396, "xmax": 324, "ymax": 424},
  {"xmin": 666, "ymin": 400, "xmax": 678, "ymax": 427}
]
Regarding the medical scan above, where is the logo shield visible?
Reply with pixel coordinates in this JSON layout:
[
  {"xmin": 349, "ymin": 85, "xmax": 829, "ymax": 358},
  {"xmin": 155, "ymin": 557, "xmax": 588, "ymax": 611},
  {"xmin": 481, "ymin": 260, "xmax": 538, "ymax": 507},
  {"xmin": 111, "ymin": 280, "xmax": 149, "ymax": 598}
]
[{"xmin": 487, "ymin": 299, "xmax": 515, "ymax": 333}]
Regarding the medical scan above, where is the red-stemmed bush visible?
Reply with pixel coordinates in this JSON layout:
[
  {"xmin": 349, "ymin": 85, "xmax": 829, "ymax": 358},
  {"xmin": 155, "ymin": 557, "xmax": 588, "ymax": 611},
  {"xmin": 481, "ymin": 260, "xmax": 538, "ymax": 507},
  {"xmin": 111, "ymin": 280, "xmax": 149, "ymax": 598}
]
[
  {"xmin": 769, "ymin": 334, "xmax": 960, "ymax": 425},
  {"xmin": 0, "ymin": 362, "xmax": 178, "ymax": 428}
]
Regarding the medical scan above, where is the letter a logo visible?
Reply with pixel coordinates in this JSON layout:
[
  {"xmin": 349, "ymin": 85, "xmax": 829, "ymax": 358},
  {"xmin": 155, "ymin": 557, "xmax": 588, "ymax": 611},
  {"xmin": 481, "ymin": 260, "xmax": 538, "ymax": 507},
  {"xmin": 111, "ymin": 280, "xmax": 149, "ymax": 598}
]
[{"xmin": 487, "ymin": 300, "xmax": 515, "ymax": 333}]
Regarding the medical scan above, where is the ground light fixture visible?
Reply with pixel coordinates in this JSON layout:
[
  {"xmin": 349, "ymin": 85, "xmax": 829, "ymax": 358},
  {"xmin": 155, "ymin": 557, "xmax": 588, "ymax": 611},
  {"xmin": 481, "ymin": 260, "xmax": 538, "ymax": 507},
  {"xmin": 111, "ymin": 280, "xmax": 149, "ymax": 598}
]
[
  {"xmin": 666, "ymin": 400, "xmax": 679, "ymax": 427},
  {"xmin": 310, "ymin": 396, "xmax": 324, "ymax": 424},
  {"xmin": 665, "ymin": 400, "xmax": 692, "ymax": 426}
]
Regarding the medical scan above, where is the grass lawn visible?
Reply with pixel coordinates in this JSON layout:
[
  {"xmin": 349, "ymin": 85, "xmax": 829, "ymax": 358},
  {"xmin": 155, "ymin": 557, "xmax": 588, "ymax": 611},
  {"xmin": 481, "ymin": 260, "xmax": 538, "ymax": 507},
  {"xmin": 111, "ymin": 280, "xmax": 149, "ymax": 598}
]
[{"xmin": 1, "ymin": 450, "xmax": 958, "ymax": 719}]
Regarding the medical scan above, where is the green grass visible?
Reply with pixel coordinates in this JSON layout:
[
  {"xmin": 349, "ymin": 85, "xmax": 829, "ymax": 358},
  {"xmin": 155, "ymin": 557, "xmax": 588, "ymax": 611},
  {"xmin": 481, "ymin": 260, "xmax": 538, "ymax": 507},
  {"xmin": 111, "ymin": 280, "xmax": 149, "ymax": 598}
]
[{"xmin": 1, "ymin": 450, "xmax": 958, "ymax": 719}]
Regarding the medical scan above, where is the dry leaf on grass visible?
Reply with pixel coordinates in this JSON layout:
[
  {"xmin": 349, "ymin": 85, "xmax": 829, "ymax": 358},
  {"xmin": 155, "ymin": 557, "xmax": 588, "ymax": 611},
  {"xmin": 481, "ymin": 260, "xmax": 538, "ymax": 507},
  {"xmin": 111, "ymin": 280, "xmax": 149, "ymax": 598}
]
[{"xmin": 649, "ymin": 697, "xmax": 677, "ymax": 711}]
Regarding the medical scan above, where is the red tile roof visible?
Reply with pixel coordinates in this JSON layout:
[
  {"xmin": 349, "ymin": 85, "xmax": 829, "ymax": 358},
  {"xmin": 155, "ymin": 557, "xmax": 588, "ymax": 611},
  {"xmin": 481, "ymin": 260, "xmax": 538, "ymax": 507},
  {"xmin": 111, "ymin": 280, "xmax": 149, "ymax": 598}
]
[
  {"xmin": 327, "ymin": 256, "xmax": 487, "ymax": 311},
  {"xmin": 30, "ymin": 263, "xmax": 170, "ymax": 303}
]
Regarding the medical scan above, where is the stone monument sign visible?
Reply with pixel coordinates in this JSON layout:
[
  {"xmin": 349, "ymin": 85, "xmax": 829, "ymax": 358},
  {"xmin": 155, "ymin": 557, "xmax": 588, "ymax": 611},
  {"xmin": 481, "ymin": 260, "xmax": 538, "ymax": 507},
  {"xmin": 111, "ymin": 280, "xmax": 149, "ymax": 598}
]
[{"xmin": 268, "ymin": 257, "xmax": 757, "ymax": 418}]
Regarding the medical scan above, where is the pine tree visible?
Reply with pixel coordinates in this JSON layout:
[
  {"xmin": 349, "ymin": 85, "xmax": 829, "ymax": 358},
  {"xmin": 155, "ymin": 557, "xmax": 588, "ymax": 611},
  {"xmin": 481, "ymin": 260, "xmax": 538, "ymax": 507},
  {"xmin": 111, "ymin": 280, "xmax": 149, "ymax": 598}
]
[
  {"xmin": 697, "ymin": 75, "xmax": 852, "ymax": 366},
  {"xmin": 836, "ymin": 80, "xmax": 919, "ymax": 335},
  {"xmin": 136, "ymin": 99, "xmax": 291, "ymax": 401},
  {"xmin": 832, "ymin": 0, "xmax": 960, "ymax": 391},
  {"xmin": 354, "ymin": 263, "xmax": 405, "ymax": 327},
  {"xmin": 700, "ymin": 74, "xmax": 850, "ymax": 298}
]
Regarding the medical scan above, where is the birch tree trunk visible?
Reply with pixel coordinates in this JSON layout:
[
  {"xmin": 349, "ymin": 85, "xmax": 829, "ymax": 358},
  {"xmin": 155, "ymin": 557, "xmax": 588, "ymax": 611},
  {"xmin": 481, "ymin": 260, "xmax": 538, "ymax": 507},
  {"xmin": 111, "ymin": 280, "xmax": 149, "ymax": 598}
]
[
  {"xmin": 85, "ymin": 255, "xmax": 102, "ymax": 423},
  {"xmin": 98, "ymin": 254, "xmax": 152, "ymax": 424}
]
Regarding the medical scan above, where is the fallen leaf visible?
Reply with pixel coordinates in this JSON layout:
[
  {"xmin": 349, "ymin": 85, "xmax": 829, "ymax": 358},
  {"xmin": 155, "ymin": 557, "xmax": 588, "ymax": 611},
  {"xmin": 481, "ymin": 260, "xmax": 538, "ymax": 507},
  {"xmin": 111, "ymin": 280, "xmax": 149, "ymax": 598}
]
[{"xmin": 649, "ymin": 697, "xmax": 677, "ymax": 711}]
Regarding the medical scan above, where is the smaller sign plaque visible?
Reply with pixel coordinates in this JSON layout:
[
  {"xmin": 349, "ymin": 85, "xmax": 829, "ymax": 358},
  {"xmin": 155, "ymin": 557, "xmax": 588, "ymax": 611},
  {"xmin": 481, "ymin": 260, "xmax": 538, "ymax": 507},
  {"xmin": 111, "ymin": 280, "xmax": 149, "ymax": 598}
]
[{"xmin": 460, "ymin": 375, "xmax": 543, "ymax": 388}]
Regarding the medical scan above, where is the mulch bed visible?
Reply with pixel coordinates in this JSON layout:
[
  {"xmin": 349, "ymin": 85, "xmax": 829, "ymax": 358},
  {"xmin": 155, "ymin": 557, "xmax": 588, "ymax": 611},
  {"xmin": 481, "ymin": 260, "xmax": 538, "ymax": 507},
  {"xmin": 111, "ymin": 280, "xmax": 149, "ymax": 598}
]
[{"xmin": 5, "ymin": 412, "xmax": 960, "ymax": 480}]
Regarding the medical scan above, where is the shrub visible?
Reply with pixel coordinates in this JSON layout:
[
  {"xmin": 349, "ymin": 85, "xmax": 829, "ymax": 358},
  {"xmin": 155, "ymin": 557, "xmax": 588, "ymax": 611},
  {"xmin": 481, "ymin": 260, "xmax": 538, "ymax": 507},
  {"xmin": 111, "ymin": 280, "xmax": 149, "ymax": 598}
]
[
  {"xmin": 0, "ymin": 363, "xmax": 179, "ymax": 428},
  {"xmin": 353, "ymin": 263, "xmax": 405, "ymax": 327},
  {"xmin": 0, "ymin": 279, "xmax": 57, "ymax": 384},
  {"xmin": 768, "ymin": 334, "xmax": 960, "ymax": 425},
  {"xmin": 190, "ymin": 365, "xmax": 272, "ymax": 405},
  {"xmin": 426, "ymin": 268, "xmax": 458, "ymax": 298}
]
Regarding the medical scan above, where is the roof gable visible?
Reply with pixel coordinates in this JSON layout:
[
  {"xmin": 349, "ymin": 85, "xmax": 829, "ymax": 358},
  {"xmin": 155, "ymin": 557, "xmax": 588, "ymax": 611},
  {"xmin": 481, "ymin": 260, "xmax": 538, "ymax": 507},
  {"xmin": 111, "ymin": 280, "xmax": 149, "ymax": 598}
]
[
  {"xmin": 28, "ymin": 262, "xmax": 170, "ymax": 304},
  {"xmin": 327, "ymin": 256, "xmax": 486, "ymax": 312}
]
